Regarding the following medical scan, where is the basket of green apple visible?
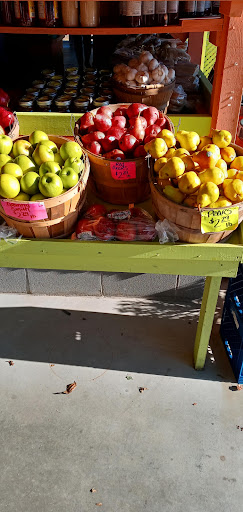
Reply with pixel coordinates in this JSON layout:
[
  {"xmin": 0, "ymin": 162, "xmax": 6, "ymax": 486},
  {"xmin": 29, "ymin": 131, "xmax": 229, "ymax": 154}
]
[{"xmin": 0, "ymin": 131, "xmax": 90, "ymax": 238}]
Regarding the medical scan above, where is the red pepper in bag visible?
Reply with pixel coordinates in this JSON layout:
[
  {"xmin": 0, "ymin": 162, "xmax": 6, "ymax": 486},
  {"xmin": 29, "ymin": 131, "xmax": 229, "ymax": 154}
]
[{"xmin": 0, "ymin": 88, "xmax": 10, "ymax": 108}]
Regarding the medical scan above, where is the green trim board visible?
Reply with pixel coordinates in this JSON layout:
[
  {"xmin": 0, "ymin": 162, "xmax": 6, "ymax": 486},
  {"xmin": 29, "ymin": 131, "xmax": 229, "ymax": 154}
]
[{"xmin": 0, "ymin": 239, "xmax": 242, "ymax": 277}]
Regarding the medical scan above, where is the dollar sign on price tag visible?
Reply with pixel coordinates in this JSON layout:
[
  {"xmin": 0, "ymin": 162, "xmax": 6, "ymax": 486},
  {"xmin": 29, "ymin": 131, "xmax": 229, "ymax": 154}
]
[
  {"xmin": 201, "ymin": 206, "xmax": 239, "ymax": 234},
  {"xmin": 110, "ymin": 161, "xmax": 136, "ymax": 180}
]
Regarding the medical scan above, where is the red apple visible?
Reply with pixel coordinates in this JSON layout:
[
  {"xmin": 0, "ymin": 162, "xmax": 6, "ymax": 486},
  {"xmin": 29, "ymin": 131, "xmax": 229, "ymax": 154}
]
[
  {"xmin": 145, "ymin": 124, "xmax": 161, "ymax": 138},
  {"xmin": 155, "ymin": 116, "xmax": 168, "ymax": 129},
  {"xmin": 142, "ymin": 107, "xmax": 159, "ymax": 126},
  {"xmin": 96, "ymin": 106, "xmax": 113, "ymax": 118},
  {"xmin": 85, "ymin": 204, "xmax": 107, "ymax": 219},
  {"xmin": 76, "ymin": 218, "xmax": 95, "ymax": 237},
  {"xmin": 104, "ymin": 149, "xmax": 126, "ymax": 160},
  {"xmin": 101, "ymin": 135, "xmax": 118, "ymax": 153},
  {"xmin": 106, "ymin": 126, "xmax": 126, "ymax": 140},
  {"xmin": 144, "ymin": 134, "xmax": 157, "ymax": 145},
  {"xmin": 126, "ymin": 103, "xmax": 147, "ymax": 118},
  {"xmin": 112, "ymin": 116, "xmax": 127, "ymax": 129},
  {"xmin": 129, "ymin": 116, "xmax": 147, "ymax": 130},
  {"xmin": 133, "ymin": 145, "xmax": 147, "ymax": 158},
  {"xmin": 81, "ymin": 133, "xmax": 96, "ymax": 145},
  {"xmin": 0, "ymin": 107, "xmax": 15, "ymax": 130},
  {"xmin": 94, "ymin": 114, "xmax": 112, "ymax": 132},
  {"xmin": 119, "ymin": 133, "xmax": 139, "ymax": 153},
  {"xmin": 79, "ymin": 112, "xmax": 94, "ymax": 132},
  {"xmin": 116, "ymin": 220, "xmax": 137, "ymax": 241},
  {"xmin": 87, "ymin": 126, "xmax": 95, "ymax": 133},
  {"xmin": 129, "ymin": 117, "xmax": 145, "ymax": 142},
  {"xmin": 86, "ymin": 141, "xmax": 102, "ymax": 155},
  {"xmin": 137, "ymin": 220, "xmax": 156, "ymax": 241},
  {"xmin": 93, "ymin": 216, "xmax": 115, "ymax": 240},
  {"xmin": 114, "ymin": 106, "xmax": 128, "ymax": 117}
]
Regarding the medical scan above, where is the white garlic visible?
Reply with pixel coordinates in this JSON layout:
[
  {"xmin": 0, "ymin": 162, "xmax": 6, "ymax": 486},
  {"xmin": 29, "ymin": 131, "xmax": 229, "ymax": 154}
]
[
  {"xmin": 139, "ymin": 51, "xmax": 153, "ymax": 64},
  {"xmin": 137, "ymin": 63, "xmax": 149, "ymax": 72},
  {"xmin": 135, "ymin": 71, "xmax": 149, "ymax": 84},
  {"xmin": 168, "ymin": 68, "xmax": 175, "ymax": 81},
  {"xmin": 163, "ymin": 76, "xmax": 171, "ymax": 85},
  {"xmin": 149, "ymin": 59, "xmax": 159, "ymax": 71},
  {"xmin": 161, "ymin": 64, "xmax": 169, "ymax": 77},
  {"xmin": 126, "ymin": 80, "xmax": 137, "ymax": 87},
  {"xmin": 152, "ymin": 66, "xmax": 166, "ymax": 84},
  {"xmin": 126, "ymin": 68, "xmax": 137, "ymax": 81},
  {"xmin": 113, "ymin": 64, "xmax": 123, "ymax": 74},
  {"xmin": 128, "ymin": 58, "xmax": 140, "ymax": 69}
]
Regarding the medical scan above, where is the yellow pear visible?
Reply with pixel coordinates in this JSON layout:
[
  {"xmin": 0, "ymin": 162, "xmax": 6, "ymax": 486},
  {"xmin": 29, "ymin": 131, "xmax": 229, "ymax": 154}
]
[
  {"xmin": 158, "ymin": 129, "xmax": 176, "ymax": 148},
  {"xmin": 144, "ymin": 138, "xmax": 168, "ymax": 159},
  {"xmin": 163, "ymin": 185, "xmax": 185, "ymax": 204},
  {"xmin": 222, "ymin": 178, "xmax": 233, "ymax": 191},
  {"xmin": 197, "ymin": 136, "xmax": 212, "ymax": 151},
  {"xmin": 215, "ymin": 158, "xmax": 228, "ymax": 177},
  {"xmin": 212, "ymin": 129, "xmax": 232, "ymax": 148},
  {"xmin": 198, "ymin": 167, "xmax": 225, "ymax": 186},
  {"xmin": 231, "ymin": 156, "xmax": 243, "ymax": 171},
  {"xmin": 178, "ymin": 171, "xmax": 200, "ymax": 194},
  {"xmin": 227, "ymin": 168, "xmax": 237, "ymax": 178},
  {"xmin": 236, "ymin": 171, "xmax": 243, "ymax": 182},
  {"xmin": 165, "ymin": 148, "xmax": 176, "ymax": 158},
  {"xmin": 183, "ymin": 195, "xmax": 198, "ymax": 208},
  {"xmin": 159, "ymin": 157, "xmax": 185, "ymax": 179},
  {"xmin": 176, "ymin": 130, "xmax": 200, "ymax": 152},
  {"xmin": 220, "ymin": 146, "xmax": 236, "ymax": 163},
  {"xmin": 197, "ymin": 182, "xmax": 219, "ymax": 207},
  {"xmin": 209, "ymin": 196, "xmax": 232, "ymax": 208},
  {"xmin": 224, "ymin": 179, "xmax": 243, "ymax": 202},
  {"xmin": 180, "ymin": 155, "xmax": 195, "ymax": 171},
  {"xmin": 154, "ymin": 157, "xmax": 168, "ymax": 173},
  {"xmin": 173, "ymin": 148, "xmax": 190, "ymax": 157},
  {"xmin": 192, "ymin": 145, "xmax": 220, "ymax": 169}
]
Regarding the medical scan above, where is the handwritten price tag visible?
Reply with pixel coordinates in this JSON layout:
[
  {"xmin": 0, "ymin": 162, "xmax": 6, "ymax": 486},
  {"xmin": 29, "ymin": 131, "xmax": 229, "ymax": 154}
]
[
  {"xmin": 1, "ymin": 200, "xmax": 48, "ymax": 221},
  {"xmin": 110, "ymin": 161, "xmax": 136, "ymax": 181},
  {"xmin": 201, "ymin": 206, "xmax": 239, "ymax": 234}
]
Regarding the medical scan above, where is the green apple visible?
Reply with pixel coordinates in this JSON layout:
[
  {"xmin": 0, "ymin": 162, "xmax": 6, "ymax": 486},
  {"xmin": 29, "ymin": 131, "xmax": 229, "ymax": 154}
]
[
  {"xmin": 0, "ymin": 154, "xmax": 12, "ymax": 171},
  {"xmin": 20, "ymin": 171, "xmax": 40, "ymax": 195},
  {"xmin": 39, "ymin": 139, "xmax": 58, "ymax": 153},
  {"xmin": 54, "ymin": 152, "xmax": 64, "ymax": 166},
  {"xmin": 14, "ymin": 192, "xmax": 30, "ymax": 201},
  {"xmin": 39, "ymin": 161, "xmax": 61, "ymax": 178},
  {"xmin": 39, "ymin": 172, "xmax": 63, "ymax": 198},
  {"xmin": 0, "ymin": 134, "xmax": 13, "ymax": 155},
  {"xmin": 29, "ymin": 130, "xmax": 48, "ymax": 146},
  {"xmin": 62, "ymin": 188, "xmax": 68, "ymax": 194},
  {"xmin": 0, "ymin": 174, "xmax": 20, "ymax": 198},
  {"xmin": 33, "ymin": 144, "xmax": 54, "ymax": 167},
  {"xmin": 60, "ymin": 141, "xmax": 82, "ymax": 161},
  {"xmin": 12, "ymin": 140, "xmax": 33, "ymax": 158},
  {"xmin": 64, "ymin": 157, "xmax": 84, "ymax": 174},
  {"xmin": 30, "ymin": 193, "xmax": 45, "ymax": 201},
  {"xmin": 59, "ymin": 167, "xmax": 79, "ymax": 189},
  {"xmin": 2, "ymin": 163, "xmax": 23, "ymax": 180},
  {"xmin": 14, "ymin": 155, "xmax": 37, "ymax": 175}
]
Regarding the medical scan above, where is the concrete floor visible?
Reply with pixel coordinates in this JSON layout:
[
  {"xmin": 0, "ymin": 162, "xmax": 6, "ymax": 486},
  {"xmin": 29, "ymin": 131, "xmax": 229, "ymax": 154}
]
[{"xmin": 0, "ymin": 293, "xmax": 243, "ymax": 512}]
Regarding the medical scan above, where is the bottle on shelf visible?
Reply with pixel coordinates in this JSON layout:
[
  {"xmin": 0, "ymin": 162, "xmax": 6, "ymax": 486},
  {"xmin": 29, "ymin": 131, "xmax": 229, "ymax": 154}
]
[
  {"xmin": 37, "ymin": 1, "xmax": 61, "ymax": 28},
  {"xmin": 79, "ymin": 1, "xmax": 100, "ymax": 27},
  {"xmin": 212, "ymin": 1, "xmax": 220, "ymax": 15},
  {"xmin": 123, "ymin": 1, "xmax": 142, "ymax": 28},
  {"xmin": 196, "ymin": 1, "xmax": 205, "ymax": 17},
  {"xmin": 142, "ymin": 1, "xmax": 155, "ymax": 27},
  {"xmin": 180, "ymin": 1, "xmax": 196, "ymax": 18},
  {"xmin": 155, "ymin": 1, "xmax": 167, "ymax": 26},
  {"xmin": 61, "ymin": 1, "xmax": 79, "ymax": 27},
  {"xmin": 119, "ymin": 1, "xmax": 126, "ymax": 26},
  {"xmin": 167, "ymin": 0, "xmax": 179, "ymax": 24},
  {"xmin": 1, "ymin": 1, "xmax": 14, "ymax": 25},
  {"xmin": 204, "ymin": 1, "xmax": 211, "ymax": 16}
]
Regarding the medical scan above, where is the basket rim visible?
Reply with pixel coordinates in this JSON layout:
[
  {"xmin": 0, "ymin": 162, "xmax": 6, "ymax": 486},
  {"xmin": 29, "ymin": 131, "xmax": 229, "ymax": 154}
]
[{"xmin": 112, "ymin": 78, "xmax": 176, "ymax": 92}]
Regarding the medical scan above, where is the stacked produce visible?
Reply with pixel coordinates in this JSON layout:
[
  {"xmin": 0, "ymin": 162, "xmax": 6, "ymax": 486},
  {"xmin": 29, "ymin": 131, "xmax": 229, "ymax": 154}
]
[
  {"xmin": 0, "ymin": 131, "xmax": 84, "ymax": 200},
  {"xmin": 78, "ymin": 103, "xmax": 171, "ymax": 159},
  {"xmin": 113, "ymin": 51, "xmax": 175, "ymax": 87},
  {"xmin": 146, "ymin": 129, "xmax": 243, "ymax": 208},
  {"xmin": 74, "ymin": 204, "xmax": 156, "ymax": 242}
]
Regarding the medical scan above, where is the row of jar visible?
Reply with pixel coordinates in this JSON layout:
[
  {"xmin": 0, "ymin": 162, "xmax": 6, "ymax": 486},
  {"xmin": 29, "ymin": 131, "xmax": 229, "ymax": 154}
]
[{"xmin": 18, "ymin": 94, "xmax": 112, "ymax": 113}]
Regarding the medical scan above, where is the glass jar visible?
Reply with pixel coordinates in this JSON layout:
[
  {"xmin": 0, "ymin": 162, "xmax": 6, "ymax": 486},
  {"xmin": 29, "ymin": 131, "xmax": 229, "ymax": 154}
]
[
  {"xmin": 196, "ymin": 1, "xmax": 205, "ymax": 16},
  {"xmin": 47, "ymin": 80, "xmax": 62, "ymax": 90},
  {"xmin": 32, "ymin": 80, "xmax": 46, "ymax": 90},
  {"xmin": 123, "ymin": 1, "xmax": 142, "ymax": 28},
  {"xmin": 14, "ymin": 1, "xmax": 36, "ymax": 26},
  {"xmin": 66, "ymin": 74, "xmax": 80, "ymax": 83},
  {"xmin": 26, "ymin": 87, "xmax": 40, "ymax": 98},
  {"xmin": 82, "ymin": 80, "xmax": 96, "ymax": 88},
  {"xmin": 42, "ymin": 69, "xmax": 55, "ymax": 80},
  {"xmin": 85, "ymin": 68, "xmax": 97, "ymax": 75},
  {"xmin": 37, "ymin": 96, "xmax": 53, "ymax": 112},
  {"xmin": 66, "ymin": 80, "xmax": 79, "ymax": 89},
  {"xmin": 93, "ymin": 97, "xmax": 110, "ymax": 108},
  {"xmin": 63, "ymin": 87, "xmax": 78, "ymax": 97},
  {"xmin": 80, "ymin": 1, "xmax": 100, "ymax": 27},
  {"xmin": 74, "ymin": 96, "xmax": 90, "ymax": 113},
  {"xmin": 155, "ymin": 1, "xmax": 167, "ymax": 25},
  {"xmin": 52, "ymin": 74, "xmax": 63, "ymax": 82},
  {"xmin": 62, "ymin": 0, "xmax": 79, "ymax": 27},
  {"xmin": 66, "ymin": 67, "xmax": 79, "ymax": 76},
  {"xmin": 37, "ymin": 1, "xmax": 60, "ymax": 27},
  {"xmin": 167, "ymin": 0, "xmax": 179, "ymax": 24},
  {"xmin": 204, "ymin": 1, "xmax": 211, "ymax": 15},
  {"xmin": 42, "ymin": 88, "xmax": 57, "ymax": 99},
  {"xmin": 142, "ymin": 1, "xmax": 155, "ymax": 26},
  {"xmin": 55, "ymin": 95, "xmax": 72, "ymax": 112},
  {"xmin": 18, "ymin": 97, "xmax": 34, "ymax": 112},
  {"xmin": 99, "ymin": 69, "xmax": 111, "ymax": 77}
]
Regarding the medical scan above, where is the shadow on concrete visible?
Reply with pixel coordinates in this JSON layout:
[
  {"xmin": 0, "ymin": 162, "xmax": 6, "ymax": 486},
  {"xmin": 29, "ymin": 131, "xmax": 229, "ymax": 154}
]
[{"xmin": 0, "ymin": 287, "xmax": 234, "ymax": 383}]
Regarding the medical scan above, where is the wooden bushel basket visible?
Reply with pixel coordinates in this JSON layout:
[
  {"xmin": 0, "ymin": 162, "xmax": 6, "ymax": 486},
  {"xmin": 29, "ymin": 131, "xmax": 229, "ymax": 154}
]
[
  {"xmin": 8, "ymin": 113, "xmax": 19, "ymax": 140},
  {"xmin": 149, "ymin": 143, "xmax": 243, "ymax": 244},
  {"xmin": 112, "ymin": 79, "xmax": 176, "ymax": 112},
  {"xmin": 0, "ymin": 135, "xmax": 90, "ymax": 238},
  {"xmin": 74, "ymin": 103, "xmax": 174, "ymax": 205}
]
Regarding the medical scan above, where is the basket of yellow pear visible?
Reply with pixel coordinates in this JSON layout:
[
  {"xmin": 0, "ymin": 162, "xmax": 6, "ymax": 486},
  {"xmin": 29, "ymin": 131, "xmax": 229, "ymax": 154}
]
[{"xmin": 147, "ymin": 128, "xmax": 243, "ymax": 243}]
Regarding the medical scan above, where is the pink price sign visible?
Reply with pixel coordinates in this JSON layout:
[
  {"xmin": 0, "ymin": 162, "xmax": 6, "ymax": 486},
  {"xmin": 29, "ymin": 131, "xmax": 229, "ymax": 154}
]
[
  {"xmin": 1, "ymin": 200, "xmax": 48, "ymax": 221},
  {"xmin": 110, "ymin": 161, "xmax": 136, "ymax": 181}
]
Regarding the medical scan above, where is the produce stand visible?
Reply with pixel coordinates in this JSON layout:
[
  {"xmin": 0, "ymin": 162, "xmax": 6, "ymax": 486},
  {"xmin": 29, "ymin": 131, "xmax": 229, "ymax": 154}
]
[{"xmin": 0, "ymin": 1, "xmax": 242, "ymax": 372}]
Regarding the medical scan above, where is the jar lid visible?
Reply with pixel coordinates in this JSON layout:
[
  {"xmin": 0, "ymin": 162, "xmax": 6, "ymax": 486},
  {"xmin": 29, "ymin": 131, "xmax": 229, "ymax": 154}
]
[
  {"xmin": 26, "ymin": 87, "xmax": 40, "ymax": 97},
  {"xmin": 65, "ymin": 67, "xmax": 79, "ymax": 75},
  {"xmin": 101, "ymin": 81, "xmax": 111, "ymax": 89},
  {"xmin": 82, "ymin": 80, "xmax": 96, "ymax": 88},
  {"xmin": 19, "ymin": 97, "xmax": 34, "ymax": 107},
  {"xmin": 55, "ymin": 95, "xmax": 71, "ymax": 107},
  {"xmin": 84, "ymin": 73, "xmax": 98, "ymax": 81},
  {"xmin": 74, "ymin": 97, "xmax": 90, "ymax": 108},
  {"xmin": 32, "ymin": 80, "xmax": 45, "ymax": 89},
  {"xmin": 64, "ymin": 88, "xmax": 78, "ymax": 96},
  {"xmin": 66, "ymin": 74, "xmax": 80, "ymax": 82},
  {"xmin": 100, "ymin": 74, "xmax": 112, "ymax": 82},
  {"xmin": 52, "ymin": 75, "xmax": 63, "ymax": 82},
  {"xmin": 37, "ymin": 96, "xmax": 52, "ymax": 107},
  {"xmin": 93, "ymin": 97, "xmax": 110, "ymax": 107},
  {"xmin": 99, "ymin": 69, "xmax": 111, "ymax": 76},
  {"xmin": 66, "ymin": 81, "xmax": 79, "ymax": 89},
  {"xmin": 42, "ymin": 69, "xmax": 55, "ymax": 78},
  {"xmin": 42, "ymin": 88, "xmax": 57, "ymax": 98},
  {"xmin": 47, "ymin": 80, "xmax": 62, "ymax": 88},
  {"xmin": 85, "ymin": 68, "xmax": 97, "ymax": 74}
]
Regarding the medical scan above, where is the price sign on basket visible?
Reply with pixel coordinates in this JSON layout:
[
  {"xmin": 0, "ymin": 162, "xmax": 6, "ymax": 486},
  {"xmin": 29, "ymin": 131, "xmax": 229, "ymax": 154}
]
[
  {"xmin": 201, "ymin": 206, "xmax": 239, "ymax": 234},
  {"xmin": 1, "ymin": 200, "xmax": 48, "ymax": 221},
  {"xmin": 110, "ymin": 161, "xmax": 136, "ymax": 181}
]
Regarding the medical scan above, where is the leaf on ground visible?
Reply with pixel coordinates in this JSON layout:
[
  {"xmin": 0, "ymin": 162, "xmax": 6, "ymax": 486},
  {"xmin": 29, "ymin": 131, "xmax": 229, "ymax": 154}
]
[
  {"xmin": 139, "ymin": 387, "xmax": 148, "ymax": 393},
  {"xmin": 50, "ymin": 364, "xmax": 55, "ymax": 367},
  {"xmin": 95, "ymin": 503, "xmax": 102, "ymax": 506},
  {"xmin": 90, "ymin": 488, "xmax": 97, "ymax": 493},
  {"xmin": 192, "ymin": 402, "xmax": 197, "ymax": 406},
  {"xmin": 7, "ymin": 360, "xmax": 14, "ymax": 366},
  {"xmin": 126, "ymin": 375, "xmax": 133, "ymax": 380},
  {"xmin": 64, "ymin": 381, "xmax": 77, "ymax": 394},
  {"xmin": 236, "ymin": 425, "xmax": 243, "ymax": 431},
  {"xmin": 229, "ymin": 385, "xmax": 242, "ymax": 391},
  {"xmin": 237, "ymin": 384, "xmax": 242, "ymax": 391}
]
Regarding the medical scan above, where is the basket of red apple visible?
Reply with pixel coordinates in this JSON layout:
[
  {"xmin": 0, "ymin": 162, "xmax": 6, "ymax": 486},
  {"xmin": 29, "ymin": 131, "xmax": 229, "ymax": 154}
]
[
  {"xmin": 0, "ymin": 88, "xmax": 19, "ymax": 140},
  {"xmin": 71, "ymin": 204, "xmax": 156, "ymax": 242},
  {"xmin": 74, "ymin": 103, "xmax": 173, "ymax": 205},
  {"xmin": 0, "ymin": 131, "xmax": 89, "ymax": 238}
]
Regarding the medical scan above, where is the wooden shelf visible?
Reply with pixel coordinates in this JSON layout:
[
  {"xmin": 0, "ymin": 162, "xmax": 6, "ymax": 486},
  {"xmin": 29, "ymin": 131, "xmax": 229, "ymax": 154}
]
[{"xmin": 0, "ymin": 17, "xmax": 223, "ymax": 36}]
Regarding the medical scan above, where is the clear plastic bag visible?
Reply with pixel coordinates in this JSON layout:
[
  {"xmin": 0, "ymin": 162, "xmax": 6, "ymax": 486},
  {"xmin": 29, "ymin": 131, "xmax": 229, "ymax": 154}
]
[
  {"xmin": 155, "ymin": 219, "xmax": 179, "ymax": 244},
  {"xmin": 0, "ymin": 223, "xmax": 21, "ymax": 243}
]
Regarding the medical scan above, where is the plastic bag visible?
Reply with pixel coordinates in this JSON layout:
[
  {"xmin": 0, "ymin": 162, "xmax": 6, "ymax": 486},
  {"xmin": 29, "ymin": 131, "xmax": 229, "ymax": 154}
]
[
  {"xmin": 0, "ymin": 223, "xmax": 21, "ymax": 243},
  {"xmin": 72, "ymin": 204, "xmax": 157, "ymax": 242},
  {"xmin": 155, "ymin": 219, "xmax": 179, "ymax": 244}
]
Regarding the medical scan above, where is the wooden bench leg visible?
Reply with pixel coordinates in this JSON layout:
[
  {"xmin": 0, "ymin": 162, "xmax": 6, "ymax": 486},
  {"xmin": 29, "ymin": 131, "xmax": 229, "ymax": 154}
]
[{"xmin": 194, "ymin": 276, "xmax": 222, "ymax": 370}]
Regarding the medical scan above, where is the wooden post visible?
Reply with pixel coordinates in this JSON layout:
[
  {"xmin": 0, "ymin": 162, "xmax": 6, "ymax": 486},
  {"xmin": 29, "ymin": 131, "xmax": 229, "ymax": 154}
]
[
  {"xmin": 187, "ymin": 32, "xmax": 204, "ymax": 65},
  {"xmin": 210, "ymin": 5, "xmax": 243, "ymax": 141}
]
